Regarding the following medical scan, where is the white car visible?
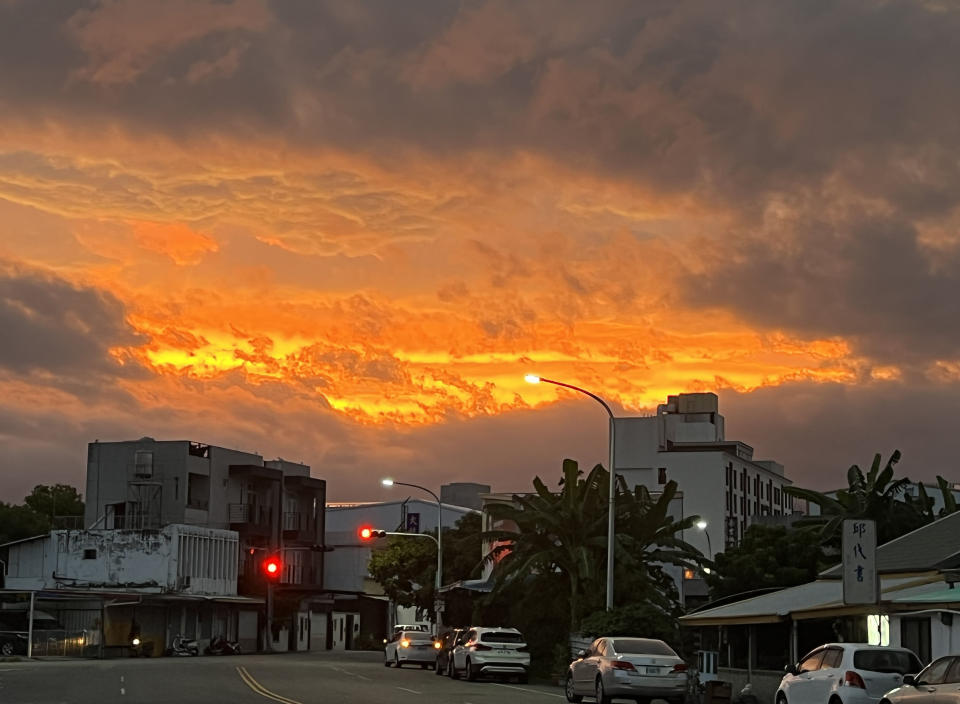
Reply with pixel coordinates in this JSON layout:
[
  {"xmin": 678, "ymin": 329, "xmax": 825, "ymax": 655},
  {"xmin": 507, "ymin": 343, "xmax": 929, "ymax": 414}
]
[
  {"xmin": 449, "ymin": 626, "xmax": 530, "ymax": 683},
  {"xmin": 565, "ymin": 636, "xmax": 688, "ymax": 704},
  {"xmin": 776, "ymin": 643, "xmax": 922, "ymax": 704},
  {"xmin": 384, "ymin": 629, "xmax": 438, "ymax": 669}
]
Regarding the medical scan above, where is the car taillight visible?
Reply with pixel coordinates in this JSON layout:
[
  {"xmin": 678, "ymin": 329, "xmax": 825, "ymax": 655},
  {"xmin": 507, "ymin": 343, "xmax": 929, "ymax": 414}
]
[
  {"xmin": 844, "ymin": 671, "xmax": 866, "ymax": 689},
  {"xmin": 434, "ymin": 641, "xmax": 442, "ymax": 649},
  {"xmin": 672, "ymin": 663, "xmax": 689, "ymax": 673},
  {"xmin": 611, "ymin": 661, "xmax": 637, "ymax": 671},
  {"xmin": 400, "ymin": 639, "xmax": 410, "ymax": 648},
  {"xmin": 473, "ymin": 643, "xmax": 492, "ymax": 651}
]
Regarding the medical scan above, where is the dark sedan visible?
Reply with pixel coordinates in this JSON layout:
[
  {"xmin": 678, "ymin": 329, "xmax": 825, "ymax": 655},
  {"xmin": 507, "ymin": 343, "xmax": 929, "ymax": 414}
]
[{"xmin": 434, "ymin": 628, "xmax": 463, "ymax": 676}]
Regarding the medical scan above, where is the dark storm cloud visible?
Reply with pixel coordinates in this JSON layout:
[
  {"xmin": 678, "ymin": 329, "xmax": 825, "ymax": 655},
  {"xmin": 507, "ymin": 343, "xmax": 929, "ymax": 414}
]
[
  {"xmin": 718, "ymin": 381, "xmax": 960, "ymax": 491},
  {"xmin": 0, "ymin": 264, "xmax": 144, "ymax": 376},
  {"xmin": 692, "ymin": 216, "xmax": 960, "ymax": 364}
]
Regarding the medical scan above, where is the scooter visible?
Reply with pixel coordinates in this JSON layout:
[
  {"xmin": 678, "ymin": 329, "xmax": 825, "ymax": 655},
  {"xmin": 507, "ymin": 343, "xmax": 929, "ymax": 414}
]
[
  {"xmin": 204, "ymin": 636, "xmax": 242, "ymax": 656},
  {"xmin": 166, "ymin": 633, "xmax": 200, "ymax": 656}
]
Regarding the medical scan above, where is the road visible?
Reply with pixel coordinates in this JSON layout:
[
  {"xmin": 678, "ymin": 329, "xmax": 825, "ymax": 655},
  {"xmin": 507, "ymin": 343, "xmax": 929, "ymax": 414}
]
[{"xmin": 0, "ymin": 650, "xmax": 578, "ymax": 704}]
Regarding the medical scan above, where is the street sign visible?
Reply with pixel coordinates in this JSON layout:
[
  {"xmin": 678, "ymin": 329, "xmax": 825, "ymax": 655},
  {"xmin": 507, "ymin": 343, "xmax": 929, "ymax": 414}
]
[
  {"xmin": 406, "ymin": 512, "xmax": 420, "ymax": 532},
  {"xmin": 842, "ymin": 519, "xmax": 878, "ymax": 604}
]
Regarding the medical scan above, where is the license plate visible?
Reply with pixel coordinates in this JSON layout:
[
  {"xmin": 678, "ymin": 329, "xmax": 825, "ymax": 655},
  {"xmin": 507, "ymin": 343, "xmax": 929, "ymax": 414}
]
[
  {"xmin": 496, "ymin": 649, "xmax": 512, "ymax": 655},
  {"xmin": 645, "ymin": 666, "xmax": 661, "ymax": 674}
]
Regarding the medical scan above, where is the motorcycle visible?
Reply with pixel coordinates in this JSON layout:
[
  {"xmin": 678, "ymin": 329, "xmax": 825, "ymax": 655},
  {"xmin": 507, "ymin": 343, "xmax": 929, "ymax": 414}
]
[
  {"xmin": 204, "ymin": 635, "xmax": 242, "ymax": 656},
  {"xmin": 165, "ymin": 633, "xmax": 200, "ymax": 657}
]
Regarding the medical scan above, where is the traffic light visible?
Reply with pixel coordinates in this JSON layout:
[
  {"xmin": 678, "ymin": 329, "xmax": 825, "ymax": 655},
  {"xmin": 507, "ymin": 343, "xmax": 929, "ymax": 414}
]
[
  {"xmin": 358, "ymin": 526, "xmax": 387, "ymax": 541},
  {"xmin": 262, "ymin": 555, "xmax": 282, "ymax": 579}
]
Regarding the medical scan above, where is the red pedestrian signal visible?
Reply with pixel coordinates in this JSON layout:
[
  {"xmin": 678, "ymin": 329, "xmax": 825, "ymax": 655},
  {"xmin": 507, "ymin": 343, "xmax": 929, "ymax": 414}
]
[{"xmin": 262, "ymin": 555, "xmax": 282, "ymax": 579}]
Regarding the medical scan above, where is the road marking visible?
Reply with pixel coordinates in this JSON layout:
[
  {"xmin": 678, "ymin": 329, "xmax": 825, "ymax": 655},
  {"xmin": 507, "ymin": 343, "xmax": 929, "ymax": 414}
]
[
  {"xmin": 492, "ymin": 682, "xmax": 566, "ymax": 698},
  {"xmin": 355, "ymin": 674, "xmax": 372, "ymax": 681},
  {"xmin": 120, "ymin": 687, "xmax": 126, "ymax": 695},
  {"xmin": 396, "ymin": 686, "xmax": 422, "ymax": 694},
  {"xmin": 236, "ymin": 666, "xmax": 303, "ymax": 704}
]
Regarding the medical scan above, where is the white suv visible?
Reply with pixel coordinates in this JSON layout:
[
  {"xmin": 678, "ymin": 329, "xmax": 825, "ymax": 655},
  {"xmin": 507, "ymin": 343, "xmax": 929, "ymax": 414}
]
[
  {"xmin": 777, "ymin": 643, "xmax": 922, "ymax": 704},
  {"xmin": 449, "ymin": 627, "xmax": 530, "ymax": 683}
]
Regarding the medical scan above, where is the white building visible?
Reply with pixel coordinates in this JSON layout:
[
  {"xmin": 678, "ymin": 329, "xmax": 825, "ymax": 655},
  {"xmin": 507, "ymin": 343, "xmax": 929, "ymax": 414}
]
[
  {"xmin": 4, "ymin": 524, "xmax": 238, "ymax": 595},
  {"xmin": 614, "ymin": 392, "xmax": 793, "ymax": 559}
]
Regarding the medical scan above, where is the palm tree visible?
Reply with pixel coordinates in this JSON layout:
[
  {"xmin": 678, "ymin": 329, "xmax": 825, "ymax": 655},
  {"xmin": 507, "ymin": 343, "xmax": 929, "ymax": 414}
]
[
  {"xmin": 785, "ymin": 450, "xmax": 927, "ymax": 545},
  {"xmin": 483, "ymin": 459, "xmax": 704, "ymax": 631},
  {"xmin": 484, "ymin": 459, "xmax": 608, "ymax": 631}
]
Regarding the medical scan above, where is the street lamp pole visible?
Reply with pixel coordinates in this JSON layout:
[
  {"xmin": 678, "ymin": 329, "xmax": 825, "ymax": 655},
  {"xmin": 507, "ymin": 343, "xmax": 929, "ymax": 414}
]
[
  {"xmin": 382, "ymin": 479, "xmax": 444, "ymax": 629},
  {"xmin": 525, "ymin": 375, "xmax": 617, "ymax": 611},
  {"xmin": 696, "ymin": 520, "xmax": 713, "ymax": 559}
]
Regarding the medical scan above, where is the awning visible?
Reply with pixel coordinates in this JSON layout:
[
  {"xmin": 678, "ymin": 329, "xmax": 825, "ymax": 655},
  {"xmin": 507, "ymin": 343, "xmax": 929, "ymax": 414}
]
[
  {"xmin": 440, "ymin": 577, "xmax": 494, "ymax": 593},
  {"xmin": 680, "ymin": 574, "xmax": 940, "ymax": 626}
]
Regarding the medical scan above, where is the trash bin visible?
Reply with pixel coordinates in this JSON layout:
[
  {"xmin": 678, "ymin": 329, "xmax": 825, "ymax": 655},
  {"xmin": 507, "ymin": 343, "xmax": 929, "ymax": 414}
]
[{"xmin": 704, "ymin": 680, "xmax": 732, "ymax": 704}]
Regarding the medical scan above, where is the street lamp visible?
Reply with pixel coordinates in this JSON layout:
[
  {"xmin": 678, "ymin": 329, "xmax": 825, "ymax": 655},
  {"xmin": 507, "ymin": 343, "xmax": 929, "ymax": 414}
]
[
  {"xmin": 696, "ymin": 519, "xmax": 713, "ymax": 559},
  {"xmin": 381, "ymin": 478, "xmax": 444, "ymax": 628},
  {"xmin": 526, "ymin": 374, "xmax": 617, "ymax": 611}
]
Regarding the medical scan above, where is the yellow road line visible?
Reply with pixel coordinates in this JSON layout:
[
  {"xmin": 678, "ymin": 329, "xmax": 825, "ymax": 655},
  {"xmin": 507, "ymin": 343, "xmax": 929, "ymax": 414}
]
[{"xmin": 235, "ymin": 665, "xmax": 303, "ymax": 704}]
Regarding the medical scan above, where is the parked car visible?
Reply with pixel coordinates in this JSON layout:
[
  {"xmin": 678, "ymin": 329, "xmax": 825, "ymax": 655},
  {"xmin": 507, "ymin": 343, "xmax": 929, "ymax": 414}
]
[
  {"xmin": 0, "ymin": 609, "xmax": 66, "ymax": 657},
  {"xmin": 776, "ymin": 643, "xmax": 922, "ymax": 704},
  {"xmin": 565, "ymin": 636, "xmax": 688, "ymax": 704},
  {"xmin": 384, "ymin": 629, "xmax": 438, "ymax": 669},
  {"xmin": 392, "ymin": 623, "xmax": 430, "ymax": 634},
  {"xmin": 881, "ymin": 655, "xmax": 960, "ymax": 704},
  {"xmin": 449, "ymin": 626, "xmax": 530, "ymax": 683},
  {"xmin": 434, "ymin": 628, "xmax": 463, "ymax": 677}
]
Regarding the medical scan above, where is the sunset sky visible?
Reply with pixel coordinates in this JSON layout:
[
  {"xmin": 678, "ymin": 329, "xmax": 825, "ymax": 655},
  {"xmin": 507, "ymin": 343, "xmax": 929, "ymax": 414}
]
[{"xmin": 2, "ymin": 0, "xmax": 960, "ymax": 502}]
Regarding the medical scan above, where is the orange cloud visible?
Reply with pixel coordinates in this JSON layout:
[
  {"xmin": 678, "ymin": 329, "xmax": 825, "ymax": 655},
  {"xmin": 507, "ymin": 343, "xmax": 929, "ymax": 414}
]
[{"xmin": 131, "ymin": 220, "xmax": 219, "ymax": 265}]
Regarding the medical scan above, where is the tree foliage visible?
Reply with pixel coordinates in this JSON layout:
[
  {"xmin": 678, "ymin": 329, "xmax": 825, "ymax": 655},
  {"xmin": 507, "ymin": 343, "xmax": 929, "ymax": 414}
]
[
  {"xmin": 705, "ymin": 524, "xmax": 828, "ymax": 600},
  {"xmin": 483, "ymin": 458, "xmax": 705, "ymax": 632},
  {"xmin": 0, "ymin": 484, "xmax": 85, "ymax": 546},
  {"xmin": 367, "ymin": 512, "xmax": 484, "ymax": 621},
  {"xmin": 785, "ymin": 450, "xmax": 957, "ymax": 547},
  {"xmin": 23, "ymin": 484, "xmax": 84, "ymax": 519}
]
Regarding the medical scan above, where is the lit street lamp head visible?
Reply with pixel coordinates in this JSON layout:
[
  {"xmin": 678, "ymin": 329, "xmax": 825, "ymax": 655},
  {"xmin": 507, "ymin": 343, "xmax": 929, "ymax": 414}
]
[
  {"xmin": 696, "ymin": 520, "xmax": 708, "ymax": 530},
  {"xmin": 381, "ymin": 478, "xmax": 394, "ymax": 487},
  {"xmin": 524, "ymin": 374, "xmax": 541, "ymax": 384}
]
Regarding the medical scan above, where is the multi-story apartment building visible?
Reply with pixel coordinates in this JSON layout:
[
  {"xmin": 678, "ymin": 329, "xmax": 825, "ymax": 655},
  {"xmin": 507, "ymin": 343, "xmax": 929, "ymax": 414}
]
[
  {"xmin": 84, "ymin": 438, "xmax": 327, "ymax": 592},
  {"xmin": 614, "ymin": 393, "xmax": 793, "ymax": 559}
]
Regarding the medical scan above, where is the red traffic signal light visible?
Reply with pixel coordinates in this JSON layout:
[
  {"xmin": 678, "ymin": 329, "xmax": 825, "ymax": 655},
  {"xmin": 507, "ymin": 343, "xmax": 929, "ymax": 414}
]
[
  {"xmin": 262, "ymin": 555, "xmax": 282, "ymax": 579},
  {"xmin": 358, "ymin": 526, "xmax": 386, "ymax": 541}
]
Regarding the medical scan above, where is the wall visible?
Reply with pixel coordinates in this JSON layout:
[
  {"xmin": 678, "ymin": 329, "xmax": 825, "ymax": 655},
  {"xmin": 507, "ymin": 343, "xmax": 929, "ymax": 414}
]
[
  {"xmin": 5, "ymin": 525, "xmax": 238, "ymax": 595},
  {"xmin": 718, "ymin": 667, "xmax": 783, "ymax": 704},
  {"xmin": 325, "ymin": 500, "xmax": 475, "ymax": 534}
]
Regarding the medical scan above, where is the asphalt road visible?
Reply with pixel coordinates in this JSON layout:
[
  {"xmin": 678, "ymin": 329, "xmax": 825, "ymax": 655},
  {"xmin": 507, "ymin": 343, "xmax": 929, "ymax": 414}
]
[{"xmin": 0, "ymin": 650, "xmax": 578, "ymax": 704}]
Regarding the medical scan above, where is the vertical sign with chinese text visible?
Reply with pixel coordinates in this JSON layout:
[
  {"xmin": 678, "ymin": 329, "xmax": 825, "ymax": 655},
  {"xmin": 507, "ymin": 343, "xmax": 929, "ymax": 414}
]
[{"xmin": 842, "ymin": 519, "xmax": 878, "ymax": 604}]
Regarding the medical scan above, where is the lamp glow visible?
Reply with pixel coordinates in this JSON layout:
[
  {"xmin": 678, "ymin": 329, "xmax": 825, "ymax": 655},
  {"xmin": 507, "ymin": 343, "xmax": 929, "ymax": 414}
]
[
  {"xmin": 381, "ymin": 478, "xmax": 394, "ymax": 487},
  {"xmin": 524, "ymin": 374, "xmax": 541, "ymax": 384},
  {"xmin": 696, "ymin": 520, "xmax": 708, "ymax": 530}
]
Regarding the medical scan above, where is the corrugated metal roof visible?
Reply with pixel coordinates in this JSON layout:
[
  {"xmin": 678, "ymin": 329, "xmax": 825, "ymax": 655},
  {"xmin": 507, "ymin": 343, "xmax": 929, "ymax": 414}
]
[
  {"xmin": 681, "ymin": 576, "xmax": 934, "ymax": 625},
  {"xmin": 820, "ymin": 511, "xmax": 960, "ymax": 577}
]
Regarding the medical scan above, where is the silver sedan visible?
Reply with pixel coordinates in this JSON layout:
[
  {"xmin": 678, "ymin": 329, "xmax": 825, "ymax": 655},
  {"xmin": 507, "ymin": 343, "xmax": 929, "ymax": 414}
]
[
  {"xmin": 565, "ymin": 636, "xmax": 688, "ymax": 704},
  {"xmin": 881, "ymin": 655, "xmax": 960, "ymax": 704}
]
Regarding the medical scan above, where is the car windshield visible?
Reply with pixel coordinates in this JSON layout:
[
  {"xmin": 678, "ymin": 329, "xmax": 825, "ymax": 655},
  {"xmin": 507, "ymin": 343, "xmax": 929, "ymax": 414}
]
[
  {"xmin": 612, "ymin": 639, "xmax": 677, "ymax": 656},
  {"xmin": 480, "ymin": 632, "xmax": 524, "ymax": 643},
  {"xmin": 853, "ymin": 650, "xmax": 921, "ymax": 674}
]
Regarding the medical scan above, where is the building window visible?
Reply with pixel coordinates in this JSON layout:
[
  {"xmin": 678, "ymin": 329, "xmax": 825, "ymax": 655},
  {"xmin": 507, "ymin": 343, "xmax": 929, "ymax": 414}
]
[
  {"xmin": 187, "ymin": 473, "xmax": 210, "ymax": 510},
  {"xmin": 83, "ymin": 549, "xmax": 97, "ymax": 560},
  {"xmin": 657, "ymin": 468, "xmax": 667, "ymax": 484},
  {"xmin": 134, "ymin": 450, "xmax": 153, "ymax": 477}
]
